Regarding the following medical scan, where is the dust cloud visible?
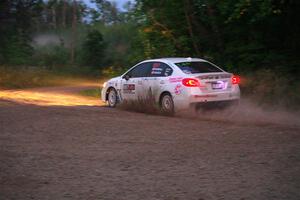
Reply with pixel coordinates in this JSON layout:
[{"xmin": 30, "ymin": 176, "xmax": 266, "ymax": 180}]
[
  {"xmin": 32, "ymin": 34, "xmax": 60, "ymax": 46},
  {"xmin": 186, "ymin": 99, "xmax": 300, "ymax": 127},
  {"xmin": 32, "ymin": 33, "xmax": 70, "ymax": 47},
  {"xmin": 118, "ymin": 94, "xmax": 300, "ymax": 127}
]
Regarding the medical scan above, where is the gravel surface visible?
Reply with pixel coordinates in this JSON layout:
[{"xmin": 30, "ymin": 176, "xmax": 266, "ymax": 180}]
[{"xmin": 0, "ymin": 86, "xmax": 300, "ymax": 200}]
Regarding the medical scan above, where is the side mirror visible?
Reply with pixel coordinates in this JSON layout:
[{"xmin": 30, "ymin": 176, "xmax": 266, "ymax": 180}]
[{"xmin": 123, "ymin": 74, "xmax": 130, "ymax": 81}]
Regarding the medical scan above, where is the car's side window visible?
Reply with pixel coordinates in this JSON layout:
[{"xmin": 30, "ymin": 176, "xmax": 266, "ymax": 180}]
[
  {"xmin": 149, "ymin": 62, "xmax": 173, "ymax": 77},
  {"xmin": 126, "ymin": 62, "xmax": 151, "ymax": 78}
]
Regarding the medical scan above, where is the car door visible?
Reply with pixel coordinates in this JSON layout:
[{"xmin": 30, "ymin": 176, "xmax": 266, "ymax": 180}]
[
  {"xmin": 120, "ymin": 62, "xmax": 152, "ymax": 101},
  {"xmin": 143, "ymin": 62, "xmax": 173, "ymax": 100}
]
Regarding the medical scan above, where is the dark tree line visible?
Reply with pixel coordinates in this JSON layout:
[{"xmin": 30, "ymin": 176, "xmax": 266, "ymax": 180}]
[
  {"xmin": 136, "ymin": 0, "xmax": 300, "ymax": 75},
  {"xmin": 0, "ymin": 0, "xmax": 300, "ymax": 77},
  {"xmin": 0, "ymin": 0, "xmax": 41, "ymax": 65}
]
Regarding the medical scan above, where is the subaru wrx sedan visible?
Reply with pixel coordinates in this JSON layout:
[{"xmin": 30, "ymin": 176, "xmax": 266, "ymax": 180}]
[{"xmin": 101, "ymin": 58, "xmax": 240, "ymax": 114}]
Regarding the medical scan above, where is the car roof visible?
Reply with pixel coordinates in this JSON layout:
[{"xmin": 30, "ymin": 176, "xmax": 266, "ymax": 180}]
[{"xmin": 142, "ymin": 57, "xmax": 207, "ymax": 64}]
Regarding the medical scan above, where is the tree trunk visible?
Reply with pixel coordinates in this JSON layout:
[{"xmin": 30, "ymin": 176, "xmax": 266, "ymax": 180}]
[
  {"xmin": 70, "ymin": 0, "xmax": 77, "ymax": 64},
  {"xmin": 62, "ymin": 0, "xmax": 66, "ymax": 28},
  {"xmin": 183, "ymin": 0, "xmax": 201, "ymax": 56},
  {"xmin": 52, "ymin": 6, "xmax": 57, "ymax": 29},
  {"xmin": 207, "ymin": 5, "xmax": 224, "ymax": 54}
]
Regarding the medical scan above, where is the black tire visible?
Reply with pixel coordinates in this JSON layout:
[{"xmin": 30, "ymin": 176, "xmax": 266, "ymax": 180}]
[
  {"xmin": 107, "ymin": 88, "xmax": 118, "ymax": 107},
  {"xmin": 160, "ymin": 93, "xmax": 174, "ymax": 115}
]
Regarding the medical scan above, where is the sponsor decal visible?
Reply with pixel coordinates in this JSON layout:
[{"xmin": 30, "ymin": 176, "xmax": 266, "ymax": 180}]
[
  {"xmin": 123, "ymin": 84, "xmax": 135, "ymax": 94},
  {"xmin": 174, "ymin": 84, "xmax": 183, "ymax": 95},
  {"xmin": 169, "ymin": 77, "xmax": 183, "ymax": 83},
  {"xmin": 151, "ymin": 68, "xmax": 163, "ymax": 75},
  {"xmin": 151, "ymin": 63, "xmax": 163, "ymax": 75}
]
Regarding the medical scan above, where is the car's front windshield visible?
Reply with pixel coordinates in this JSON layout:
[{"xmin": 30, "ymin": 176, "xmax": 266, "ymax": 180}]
[{"xmin": 175, "ymin": 61, "xmax": 223, "ymax": 74}]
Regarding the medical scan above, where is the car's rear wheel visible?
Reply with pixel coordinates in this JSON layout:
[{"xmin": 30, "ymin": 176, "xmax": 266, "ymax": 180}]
[
  {"xmin": 160, "ymin": 93, "xmax": 174, "ymax": 115},
  {"xmin": 107, "ymin": 88, "xmax": 118, "ymax": 107}
]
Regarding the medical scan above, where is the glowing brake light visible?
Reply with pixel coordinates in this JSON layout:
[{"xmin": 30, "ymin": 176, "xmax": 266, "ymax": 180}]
[
  {"xmin": 231, "ymin": 75, "xmax": 240, "ymax": 84},
  {"xmin": 182, "ymin": 78, "xmax": 200, "ymax": 87}
]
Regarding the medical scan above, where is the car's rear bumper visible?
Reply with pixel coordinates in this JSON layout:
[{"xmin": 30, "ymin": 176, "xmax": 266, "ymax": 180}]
[
  {"xmin": 189, "ymin": 91, "xmax": 240, "ymax": 103},
  {"xmin": 173, "ymin": 89, "xmax": 240, "ymax": 111}
]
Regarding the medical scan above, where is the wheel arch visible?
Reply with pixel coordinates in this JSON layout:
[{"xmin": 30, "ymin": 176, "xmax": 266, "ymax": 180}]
[{"xmin": 159, "ymin": 91, "xmax": 172, "ymax": 105}]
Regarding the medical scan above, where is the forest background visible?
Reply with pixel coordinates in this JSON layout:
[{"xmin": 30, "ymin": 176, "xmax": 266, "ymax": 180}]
[{"xmin": 0, "ymin": 0, "xmax": 299, "ymax": 108}]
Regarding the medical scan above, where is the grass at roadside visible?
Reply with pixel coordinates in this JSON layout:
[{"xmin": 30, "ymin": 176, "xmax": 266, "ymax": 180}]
[
  {"xmin": 79, "ymin": 88, "xmax": 101, "ymax": 98},
  {"xmin": 0, "ymin": 66, "xmax": 100, "ymax": 89},
  {"xmin": 240, "ymin": 69, "xmax": 300, "ymax": 110}
]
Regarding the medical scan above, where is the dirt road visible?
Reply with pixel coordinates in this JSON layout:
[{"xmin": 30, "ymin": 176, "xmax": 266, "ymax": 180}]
[{"xmin": 0, "ymin": 86, "xmax": 300, "ymax": 200}]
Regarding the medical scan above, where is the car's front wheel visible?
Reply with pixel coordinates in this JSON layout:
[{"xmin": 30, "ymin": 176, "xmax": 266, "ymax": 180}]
[
  {"xmin": 160, "ymin": 93, "xmax": 174, "ymax": 115},
  {"xmin": 107, "ymin": 88, "xmax": 118, "ymax": 107}
]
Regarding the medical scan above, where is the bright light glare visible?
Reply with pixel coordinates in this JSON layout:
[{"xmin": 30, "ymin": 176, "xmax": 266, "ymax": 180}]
[
  {"xmin": 0, "ymin": 89, "xmax": 103, "ymax": 106},
  {"xmin": 182, "ymin": 78, "xmax": 200, "ymax": 87},
  {"xmin": 232, "ymin": 75, "xmax": 241, "ymax": 84}
]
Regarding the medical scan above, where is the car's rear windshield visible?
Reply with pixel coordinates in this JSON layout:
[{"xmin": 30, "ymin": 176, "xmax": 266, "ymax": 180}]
[{"xmin": 175, "ymin": 61, "xmax": 222, "ymax": 74}]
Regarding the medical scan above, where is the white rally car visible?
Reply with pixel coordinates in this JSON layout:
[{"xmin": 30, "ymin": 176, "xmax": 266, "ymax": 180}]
[{"xmin": 101, "ymin": 57, "xmax": 240, "ymax": 114}]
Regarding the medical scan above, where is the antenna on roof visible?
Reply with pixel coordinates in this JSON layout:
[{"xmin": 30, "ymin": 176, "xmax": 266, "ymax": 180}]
[{"xmin": 186, "ymin": 57, "xmax": 192, "ymax": 61}]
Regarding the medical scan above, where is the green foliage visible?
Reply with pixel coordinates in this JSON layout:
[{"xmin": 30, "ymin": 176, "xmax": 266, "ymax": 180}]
[
  {"xmin": 0, "ymin": 0, "xmax": 40, "ymax": 65},
  {"xmin": 81, "ymin": 30, "xmax": 106, "ymax": 69},
  {"xmin": 0, "ymin": 66, "xmax": 63, "ymax": 89},
  {"xmin": 0, "ymin": 66, "xmax": 99, "ymax": 89},
  {"xmin": 89, "ymin": 20, "xmax": 144, "ymax": 70},
  {"xmin": 101, "ymin": 66, "xmax": 124, "ymax": 78},
  {"xmin": 135, "ymin": 0, "xmax": 191, "ymax": 57},
  {"xmin": 32, "ymin": 45, "xmax": 69, "ymax": 68},
  {"xmin": 242, "ymin": 69, "xmax": 300, "ymax": 109},
  {"xmin": 136, "ymin": 0, "xmax": 300, "ymax": 76},
  {"xmin": 92, "ymin": 0, "xmax": 122, "ymax": 24},
  {"xmin": 79, "ymin": 88, "xmax": 102, "ymax": 98},
  {"xmin": 2, "ymin": 33, "xmax": 34, "ymax": 65}
]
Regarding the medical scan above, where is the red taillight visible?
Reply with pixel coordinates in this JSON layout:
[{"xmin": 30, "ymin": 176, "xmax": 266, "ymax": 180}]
[
  {"xmin": 182, "ymin": 78, "xmax": 200, "ymax": 87},
  {"xmin": 232, "ymin": 75, "xmax": 240, "ymax": 84}
]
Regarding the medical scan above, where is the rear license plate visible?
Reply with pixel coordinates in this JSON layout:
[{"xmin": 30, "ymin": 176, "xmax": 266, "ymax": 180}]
[{"xmin": 212, "ymin": 82, "xmax": 224, "ymax": 89}]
